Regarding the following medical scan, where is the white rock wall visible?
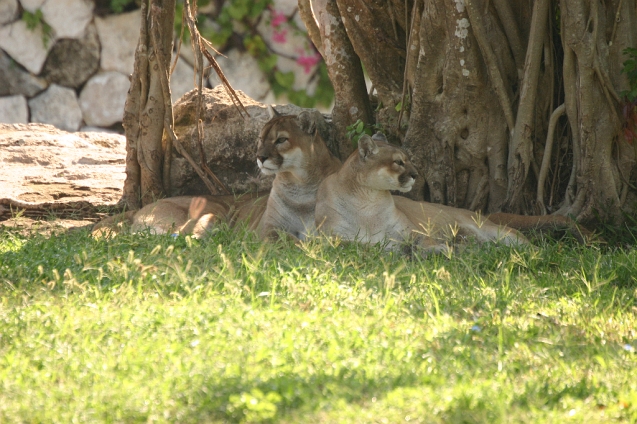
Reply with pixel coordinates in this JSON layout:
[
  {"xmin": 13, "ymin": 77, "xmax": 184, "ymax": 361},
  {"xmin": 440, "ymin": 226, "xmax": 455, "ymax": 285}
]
[{"xmin": 0, "ymin": 0, "xmax": 323, "ymax": 132}]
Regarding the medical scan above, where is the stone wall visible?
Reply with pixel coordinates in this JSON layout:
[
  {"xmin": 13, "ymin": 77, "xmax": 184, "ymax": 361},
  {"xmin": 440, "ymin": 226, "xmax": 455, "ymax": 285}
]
[{"xmin": 0, "ymin": 0, "xmax": 323, "ymax": 132}]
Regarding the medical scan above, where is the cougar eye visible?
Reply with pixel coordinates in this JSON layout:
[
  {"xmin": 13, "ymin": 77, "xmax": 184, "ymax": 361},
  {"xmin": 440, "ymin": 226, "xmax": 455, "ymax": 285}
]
[
  {"xmin": 274, "ymin": 137, "xmax": 288, "ymax": 145},
  {"xmin": 394, "ymin": 159, "xmax": 405, "ymax": 167}
]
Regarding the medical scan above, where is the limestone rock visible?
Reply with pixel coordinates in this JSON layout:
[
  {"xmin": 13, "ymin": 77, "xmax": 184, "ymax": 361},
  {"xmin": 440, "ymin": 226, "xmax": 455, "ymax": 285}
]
[
  {"xmin": 95, "ymin": 10, "xmax": 140, "ymax": 75},
  {"xmin": 0, "ymin": 95, "xmax": 29, "ymax": 124},
  {"xmin": 0, "ymin": 19, "xmax": 53, "ymax": 74},
  {"xmin": 28, "ymin": 84, "xmax": 83, "ymax": 131},
  {"xmin": 41, "ymin": 0, "xmax": 93, "ymax": 39},
  {"xmin": 170, "ymin": 58, "xmax": 196, "ymax": 104},
  {"xmin": 208, "ymin": 50, "xmax": 272, "ymax": 102},
  {"xmin": 19, "ymin": 0, "xmax": 46, "ymax": 13},
  {"xmin": 0, "ymin": 49, "xmax": 48, "ymax": 97},
  {"xmin": 79, "ymin": 71, "xmax": 129, "ymax": 127},
  {"xmin": 41, "ymin": 23, "xmax": 100, "ymax": 88},
  {"xmin": 0, "ymin": 0, "xmax": 18, "ymax": 25},
  {"xmin": 0, "ymin": 123, "xmax": 126, "ymax": 215},
  {"xmin": 168, "ymin": 85, "xmax": 336, "ymax": 195}
]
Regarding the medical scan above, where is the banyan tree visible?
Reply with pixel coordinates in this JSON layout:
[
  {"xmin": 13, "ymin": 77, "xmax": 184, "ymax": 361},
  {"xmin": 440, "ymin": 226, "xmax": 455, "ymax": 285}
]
[{"xmin": 124, "ymin": 0, "xmax": 637, "ymax": 224}]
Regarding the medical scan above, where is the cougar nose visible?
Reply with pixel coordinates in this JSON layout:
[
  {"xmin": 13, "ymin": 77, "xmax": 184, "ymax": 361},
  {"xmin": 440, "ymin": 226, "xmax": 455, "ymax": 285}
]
[{"xmin": 257, "ymin": 155, "xmax": 267, "ymax": 164}]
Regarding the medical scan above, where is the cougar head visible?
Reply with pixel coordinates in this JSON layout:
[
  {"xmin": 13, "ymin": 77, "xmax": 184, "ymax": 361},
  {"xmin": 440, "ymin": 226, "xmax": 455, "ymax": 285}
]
[
  {"xmin": 356, "ymin": 133, "xmax": 418, "ymax": 193},
  {"xmin": 256, "ymin": 108, "xmax": 322, "ymax": 176}
]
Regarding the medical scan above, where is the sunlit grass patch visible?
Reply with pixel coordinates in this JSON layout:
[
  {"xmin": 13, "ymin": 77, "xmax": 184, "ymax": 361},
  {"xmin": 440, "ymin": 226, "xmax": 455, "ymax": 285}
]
[{"xmin": 0, "ymin": 224, "xmax": 636, "ymax": 422}]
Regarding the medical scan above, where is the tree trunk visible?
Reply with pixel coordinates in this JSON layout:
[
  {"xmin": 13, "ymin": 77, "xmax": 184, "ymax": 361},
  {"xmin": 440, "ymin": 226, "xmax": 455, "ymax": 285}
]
[
  {"xmin": 122, "ymin": 0, "xmax": 175, "ymax": 208},
  {"xmin": 310, "ymin": 0, "xmax": 373, "ymax": 159},
  {"xmin": 300, "ymin": 0, "xmax": 637, "ymax": 222},
  {"xmin": 402, "ymin": 0, "xmax": 515, "ymax": 211},
  {"xmin": 557, "ymin": 0, "xmax": 636, "ymax": 221}
]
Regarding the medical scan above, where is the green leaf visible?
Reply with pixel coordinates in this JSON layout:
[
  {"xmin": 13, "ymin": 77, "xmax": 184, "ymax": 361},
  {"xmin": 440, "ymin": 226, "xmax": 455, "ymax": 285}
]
[
  {"xmin": 109, "ymin": 0, "xmax": 135, "ymax": 13},
  {"xmin": 356, "ymin": 120, "xmax": 364, "ymax": 133},
  {"xmin": 248, "ymin": 0, "xmax": 272, "ymax": 19},
  {"xmin": 227, "ymin": 0, "xmax": 250, "ymax": 20},
  {"xmin": 395, "ymin": 101, "xmax": 402, "ymax": 112},
  {"xmin": 258, "ymin": 55, "xmax": 278, "ymax": 73},
  {"xmin": 274, "ymin": 71, "xmax": 295, "ymax": 89}
]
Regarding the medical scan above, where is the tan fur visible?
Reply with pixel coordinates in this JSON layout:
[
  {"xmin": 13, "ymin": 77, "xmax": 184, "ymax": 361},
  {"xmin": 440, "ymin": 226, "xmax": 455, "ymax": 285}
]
[
  {"xmin": 315, "ymin": 135, "xmax": 528, "ymax": 252},
  {"xmin": 255, "ymin": 111, "xmax": 341, "ymax": 240},
  {"xmin": 92, "ymin": 192, "xmax": 267, "ymax": 238}
]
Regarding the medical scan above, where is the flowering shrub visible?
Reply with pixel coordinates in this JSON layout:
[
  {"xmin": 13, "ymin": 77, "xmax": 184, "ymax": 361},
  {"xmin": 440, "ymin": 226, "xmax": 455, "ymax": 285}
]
[{"xmin": 179, "ymin": 0, "xmax": 334, "ymax": 108}]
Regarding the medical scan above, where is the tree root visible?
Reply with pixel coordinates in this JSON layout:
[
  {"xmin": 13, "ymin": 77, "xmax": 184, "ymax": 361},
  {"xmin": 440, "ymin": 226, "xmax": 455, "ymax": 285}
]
[
  {"xmin": 537, "ymin": 103, "xmax": 565, "ymax": 214},
  {"xmin": 465, "ymin": 0, "xmax": 515, "ymax": 133},
  {"xmin": 504, "ymin": 0, "xmax": 550, "ymax": 211}
]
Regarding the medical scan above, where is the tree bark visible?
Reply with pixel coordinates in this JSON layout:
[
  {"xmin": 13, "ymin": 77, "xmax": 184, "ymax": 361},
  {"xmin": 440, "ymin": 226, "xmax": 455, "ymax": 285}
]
[
  {"xmin": 402, "ymin": 0, "xmax": 513, "ymax": 211},
  {"xmin": 121, "ymin": 1, "xmax": 149, "ymax": 210},
  {"xmin": 335, "ymin": 0, "xmax": 407, "ymax": 99},
  {"xmin": 557, "ymin": 0, "xmax": 629, "ymax": 221},
  {"xmin": 309, "ymin": 0, "xmax": 373, "ymax": 159},
  {"xmin": 122, "ymin": 0, "xmax": 175, "ymax": 208},
  {"xmin": 503, "ymin": 0, "xmax": 550, "ymax": 212}
]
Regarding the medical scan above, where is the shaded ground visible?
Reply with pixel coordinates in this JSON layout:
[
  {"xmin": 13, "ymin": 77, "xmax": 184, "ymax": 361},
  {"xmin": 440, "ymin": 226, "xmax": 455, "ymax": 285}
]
[{"xmin": 0, "ymin": 123, "xmax": 126, "ymax": 233}]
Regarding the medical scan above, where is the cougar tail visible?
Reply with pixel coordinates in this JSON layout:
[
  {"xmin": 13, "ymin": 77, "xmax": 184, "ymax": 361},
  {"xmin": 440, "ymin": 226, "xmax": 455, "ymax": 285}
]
[
  {"xmin": 92, "ymin": 210, "xmax": 137, "ymax": 238},
  {"xmin": 486, "ymin": 212, "xmax": 598, "ymax": 244}
]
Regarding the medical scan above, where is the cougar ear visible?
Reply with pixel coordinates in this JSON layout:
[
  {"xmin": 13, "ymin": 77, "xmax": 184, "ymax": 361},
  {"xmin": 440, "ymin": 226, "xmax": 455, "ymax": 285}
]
[
  {"xmin": 267, "ymin": 105, "xmax": 280, "ymax": 119},
  {"xmin": 296, "ymin": 110, "xmax": 319, "ymax": 135},
  {"xmin": 371, "ymin": 132, "xmax": 388, "ymax": 143},
  {"xmin": 358, "ymin": 134, "xmax": 379, "ymax": 159}
]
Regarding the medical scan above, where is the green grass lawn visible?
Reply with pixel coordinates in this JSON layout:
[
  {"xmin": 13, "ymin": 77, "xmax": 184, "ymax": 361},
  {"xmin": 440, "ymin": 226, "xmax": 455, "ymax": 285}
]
[{"xmin": 0, "ymin": 223, "xmax": 636, "ymax": 423}]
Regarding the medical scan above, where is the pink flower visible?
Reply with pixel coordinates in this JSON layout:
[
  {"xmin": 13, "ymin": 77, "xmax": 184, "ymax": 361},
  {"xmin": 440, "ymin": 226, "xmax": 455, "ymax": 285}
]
[
  {"xmin": 296, "ymin": 53, "xmax": 322, "ymax": 74},
  {"xmin": 272, "ymin": 29, "xmax": 288, "ymax": 44},
  {"xmin": 271, "ymin": 10, "xmax": 287, "ymax": 28}
]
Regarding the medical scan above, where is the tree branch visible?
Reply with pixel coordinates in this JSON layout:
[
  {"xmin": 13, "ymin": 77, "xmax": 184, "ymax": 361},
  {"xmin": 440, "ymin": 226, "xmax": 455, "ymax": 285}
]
[
  {"xmin": 150, "ymin": 20, "xmax": 224, "ymax": 196},
  {"xmin": 298, "ymin": 0, "xmax": 324, "ymax": 56}
]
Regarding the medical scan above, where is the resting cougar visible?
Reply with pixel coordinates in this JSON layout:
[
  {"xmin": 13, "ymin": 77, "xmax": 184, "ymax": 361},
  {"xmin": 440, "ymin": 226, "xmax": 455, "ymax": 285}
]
[
  {"xmin": 315, "ymin": 134, "xmax": 528, "ymax": 252},
  {"xmin": 93, "ymin": 108, "xmax": 340, "ymax": 240}
]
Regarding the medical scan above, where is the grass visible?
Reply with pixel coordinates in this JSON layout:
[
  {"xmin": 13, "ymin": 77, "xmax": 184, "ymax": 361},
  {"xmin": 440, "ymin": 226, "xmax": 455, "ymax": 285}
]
[{"xmin": 0, "ymin": 223, "xmax": 636, "ymax": 423}]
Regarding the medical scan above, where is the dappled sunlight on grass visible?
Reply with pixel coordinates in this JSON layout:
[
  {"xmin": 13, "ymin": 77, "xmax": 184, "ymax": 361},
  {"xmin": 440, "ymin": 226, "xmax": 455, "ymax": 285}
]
[{"xmin": 1, "ymin": 224, "xmax": 636, "ymax": 422}]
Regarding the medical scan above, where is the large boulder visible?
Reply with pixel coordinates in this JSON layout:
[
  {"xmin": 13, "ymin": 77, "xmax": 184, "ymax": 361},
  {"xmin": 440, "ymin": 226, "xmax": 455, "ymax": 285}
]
[
  {"xmin": 208, "ymin": 50, "xmax": 273, "ymax": 103},
  {"xmin": 167, "ymin": 85, "xmax": 337, "ymax": 196},
  {"xmin": 40, "ymin": 0, "xmax": 94, "ymax": 39},
  {"xmin": 170, "ymin": 59, "xmax": 196, "ymax": 104}
]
